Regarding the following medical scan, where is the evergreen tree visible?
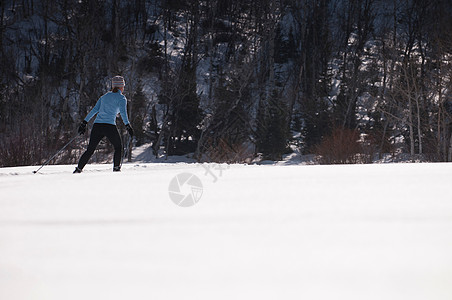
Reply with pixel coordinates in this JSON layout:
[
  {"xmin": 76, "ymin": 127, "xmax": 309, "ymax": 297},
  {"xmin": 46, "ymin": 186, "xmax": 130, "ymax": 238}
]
[
  {"xmin": 131, "ymin": 82, "xmax": 147, "ymax": 146},
  {"xmin": 196, "ymin": 74, "xmax": 251, "ymax": 162},
  {"xmin": 166, "ymin": 60, "xmax": 203, "ymax": 155},
  {"xmin": 257, "ymin": 90, "xmax": 290, "ymax": 161}
]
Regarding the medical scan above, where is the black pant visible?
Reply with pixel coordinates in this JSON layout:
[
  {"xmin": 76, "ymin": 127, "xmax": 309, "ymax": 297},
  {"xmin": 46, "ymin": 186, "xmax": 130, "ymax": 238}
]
[{"xmin": 78, "ymin": 123, "xmax": 122, "ymax": 169}]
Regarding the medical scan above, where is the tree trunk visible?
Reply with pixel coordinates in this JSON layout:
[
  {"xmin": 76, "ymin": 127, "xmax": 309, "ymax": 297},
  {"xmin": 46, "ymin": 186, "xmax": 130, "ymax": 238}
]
[
  {"xmin": 408, "ymin": 98, "xmax": 415, "ymax": 157},
  {"xmin": 449, "ymin": 132, "xmax": 452, "ymax": 162},
  {"xmin": 415, "ymin": 95, "xmax": 422, "ymax": 155}
]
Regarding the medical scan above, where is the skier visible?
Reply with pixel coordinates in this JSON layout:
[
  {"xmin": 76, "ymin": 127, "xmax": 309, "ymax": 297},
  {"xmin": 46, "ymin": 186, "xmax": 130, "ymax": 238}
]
[{"xmin": 74, "ymin": 76, "xmax": 134, "ymax": 173}]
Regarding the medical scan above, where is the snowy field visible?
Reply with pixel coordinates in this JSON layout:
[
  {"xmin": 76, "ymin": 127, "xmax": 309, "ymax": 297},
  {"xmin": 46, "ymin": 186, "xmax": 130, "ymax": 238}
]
[{"xmin": 0, "ymin": 161, "xmax": 451, "ymax": 300}]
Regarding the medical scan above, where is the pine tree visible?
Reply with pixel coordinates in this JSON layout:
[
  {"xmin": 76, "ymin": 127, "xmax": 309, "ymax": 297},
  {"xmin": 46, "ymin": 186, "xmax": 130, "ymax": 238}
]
[
  {"xmin": 166, "ymin": 59, "xmax": 203, "ymax": 155},
  {"xmin": 257, "ymin": 90, "xmax": 290, "ymax": 161},
  {"xmin": 131, "ymin": 82, "xmax": 147, "ymax": 146}
]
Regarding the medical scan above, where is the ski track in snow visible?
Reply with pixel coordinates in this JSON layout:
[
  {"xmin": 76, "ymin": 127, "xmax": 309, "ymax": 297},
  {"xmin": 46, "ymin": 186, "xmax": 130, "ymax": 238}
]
[{"xmin": 0, "ymin": 162, "xmax": 452, "ymax": 300}]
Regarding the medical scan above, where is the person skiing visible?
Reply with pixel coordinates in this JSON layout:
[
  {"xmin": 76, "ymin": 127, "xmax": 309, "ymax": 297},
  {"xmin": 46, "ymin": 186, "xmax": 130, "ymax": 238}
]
[{"xmin": 74, "ymin": 75, "xmax": 133, "ymax": 173}]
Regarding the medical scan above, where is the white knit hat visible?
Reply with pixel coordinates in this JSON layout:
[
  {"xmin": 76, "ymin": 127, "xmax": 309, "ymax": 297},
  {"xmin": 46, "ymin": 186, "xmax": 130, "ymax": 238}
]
[{"xmin": 111, "ymin": 76, "xmax": 125, "ymax": 88}]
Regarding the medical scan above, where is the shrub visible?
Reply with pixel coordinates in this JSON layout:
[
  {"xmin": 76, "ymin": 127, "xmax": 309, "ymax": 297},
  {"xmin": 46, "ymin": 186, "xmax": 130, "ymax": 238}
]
[{"xmin": 315, "ymin": 127, "xmax": 365, "ymax": 164}]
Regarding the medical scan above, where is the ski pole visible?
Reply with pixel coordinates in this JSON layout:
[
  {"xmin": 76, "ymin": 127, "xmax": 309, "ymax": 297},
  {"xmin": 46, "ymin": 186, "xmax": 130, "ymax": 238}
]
[
  {"xmin": 121, "ymin": 135, "xmax": 132, "ymax": 168},
  {"xmin": 33, "ymin": 135, "xmax": 79, "ymax": 174}
]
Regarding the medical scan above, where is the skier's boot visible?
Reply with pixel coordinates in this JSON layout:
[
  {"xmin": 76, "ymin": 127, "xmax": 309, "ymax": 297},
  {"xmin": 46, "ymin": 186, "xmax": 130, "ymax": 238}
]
[
  {"xmin": 113, "ymin": 166, "xmax": 121, "ymax": 172},
  {"xmin": 73, "ymin": 167, "xmax": 82, "ymax": 174}
]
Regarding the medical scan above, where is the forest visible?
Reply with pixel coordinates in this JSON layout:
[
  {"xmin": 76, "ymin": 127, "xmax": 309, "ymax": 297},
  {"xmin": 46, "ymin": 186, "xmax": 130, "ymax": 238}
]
[{"xmin": 1, "ymin": 0, "xmax": 452, "ymax": 167}]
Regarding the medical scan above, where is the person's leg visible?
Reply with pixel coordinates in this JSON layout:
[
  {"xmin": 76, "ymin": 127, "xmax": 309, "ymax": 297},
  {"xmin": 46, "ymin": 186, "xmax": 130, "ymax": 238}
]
[
  {"xmin": 104, "ymin": 125, "xmax": 122, "ymax": 169},
  {"xmin": 77, "ymin": 124, "xmax": 104, "ymax": 170}
]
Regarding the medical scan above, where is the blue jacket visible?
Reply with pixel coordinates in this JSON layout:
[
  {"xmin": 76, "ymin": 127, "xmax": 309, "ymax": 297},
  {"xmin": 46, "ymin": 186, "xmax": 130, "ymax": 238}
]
[{"xmin": 84, "ymin": 91, "xmax": 130, "ymax": 125}]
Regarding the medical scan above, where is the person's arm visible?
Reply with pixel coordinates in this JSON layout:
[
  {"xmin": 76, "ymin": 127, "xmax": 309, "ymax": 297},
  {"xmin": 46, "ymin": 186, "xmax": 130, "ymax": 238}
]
[
  {"xmin": 119, "ymin": 96, "xmax": 130, "ymax": 125},
  {"xmin": 120, "ymin": 96, "xmax": 134, "ymax": 136},
  {"xmin": 84, "ymin": 98, "xmax": 102, "ymax": 122}
]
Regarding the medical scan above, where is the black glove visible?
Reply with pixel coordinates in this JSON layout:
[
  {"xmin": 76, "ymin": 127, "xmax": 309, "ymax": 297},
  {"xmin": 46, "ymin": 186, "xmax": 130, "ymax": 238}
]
[
  {"xmin": 126, "ymin": 124, "xmax": 134, "ymax": 136},
  {"xmin": 78, "ymin": 120, "xmax": 87, "ymax": 135}
]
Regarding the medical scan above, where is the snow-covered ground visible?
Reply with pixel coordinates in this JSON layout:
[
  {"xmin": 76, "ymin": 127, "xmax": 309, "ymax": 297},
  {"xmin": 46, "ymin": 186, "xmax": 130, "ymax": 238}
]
[{"xmin": 0, "ymin": 161, "xmax": 451, "ymax": 300}]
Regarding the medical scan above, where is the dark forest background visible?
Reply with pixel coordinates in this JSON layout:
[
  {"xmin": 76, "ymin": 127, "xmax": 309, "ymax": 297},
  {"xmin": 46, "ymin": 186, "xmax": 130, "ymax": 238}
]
[{"xmin": 2, "ymin": 0, "xmax": 452, "ymax": 167}]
